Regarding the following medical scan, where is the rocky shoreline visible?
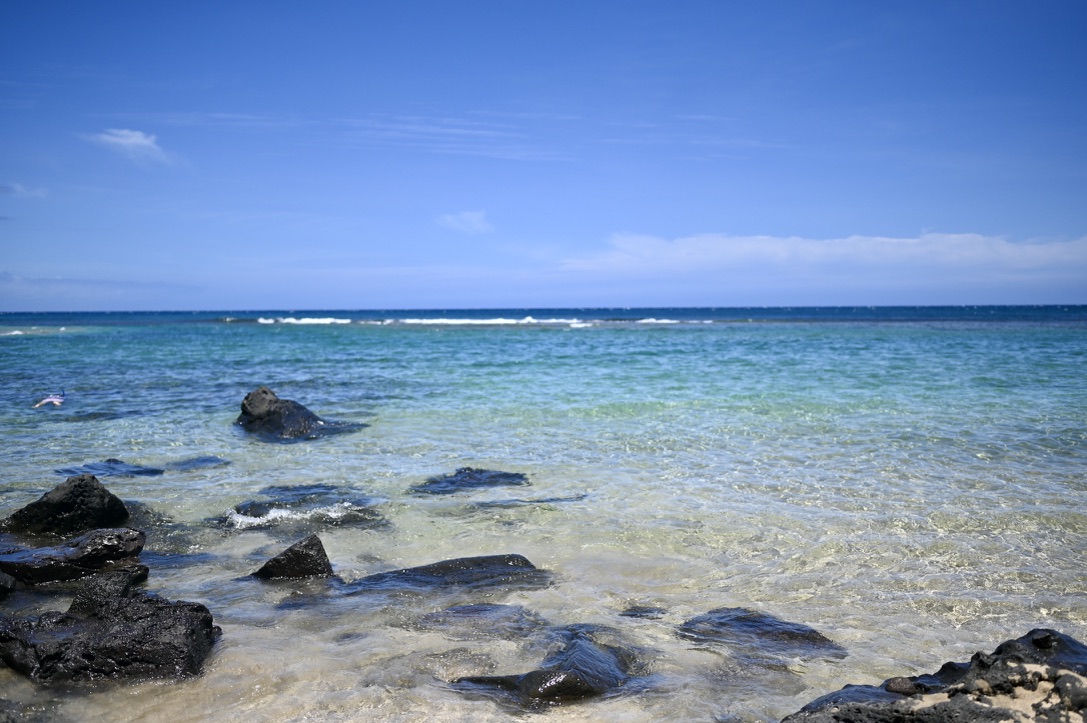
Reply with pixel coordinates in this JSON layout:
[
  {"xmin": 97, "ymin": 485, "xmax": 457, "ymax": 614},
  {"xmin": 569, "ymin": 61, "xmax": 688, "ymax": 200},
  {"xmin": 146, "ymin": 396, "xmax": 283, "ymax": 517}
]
[{"xmin": 2, "ymin": 388, "xmax": 1084, "ymax": 721}]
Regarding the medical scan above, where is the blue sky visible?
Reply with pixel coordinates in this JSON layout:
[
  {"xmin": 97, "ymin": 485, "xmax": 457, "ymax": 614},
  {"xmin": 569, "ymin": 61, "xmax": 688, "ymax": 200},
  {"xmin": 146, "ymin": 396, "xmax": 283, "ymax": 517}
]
[{"xmin": 2, "ymin": 1, "xmax": 1086, "ymax": 311}]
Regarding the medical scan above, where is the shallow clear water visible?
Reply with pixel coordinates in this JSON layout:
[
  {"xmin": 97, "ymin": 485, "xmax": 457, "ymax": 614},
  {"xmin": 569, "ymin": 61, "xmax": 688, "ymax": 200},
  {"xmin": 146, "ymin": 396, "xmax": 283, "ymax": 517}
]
[{"xmin": 1, "ymin": 308, "xmax": 1085, "ymax": 721}]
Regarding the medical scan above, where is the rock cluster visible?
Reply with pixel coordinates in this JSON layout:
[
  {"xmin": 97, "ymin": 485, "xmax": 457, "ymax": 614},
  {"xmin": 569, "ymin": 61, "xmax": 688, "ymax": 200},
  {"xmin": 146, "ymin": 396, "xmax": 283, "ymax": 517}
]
[
  {"xmin": 3, "ymin": 388, "xmax": 1084, "ymax": 721},
  {"xmin": 782, "ymin": 628, "xmax": 1087, "ymax": 722},
  {"xmin": 1, "ymin": 475, "xmax": 219, "ymax": 685}
]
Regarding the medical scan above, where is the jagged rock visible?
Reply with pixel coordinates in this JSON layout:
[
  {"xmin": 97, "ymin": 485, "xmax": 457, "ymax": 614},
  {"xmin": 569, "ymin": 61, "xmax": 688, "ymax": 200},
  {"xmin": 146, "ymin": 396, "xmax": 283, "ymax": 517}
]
[
  {"xmin": 410, "ymin": 467, "xmax": 530, "ymax": 495},
  {"xmin": 454, "ymin": 625, "xmax": 644, "ymax": 707},
  {"xmin": 4, "ymin": 474, "xmax": 129, "ymax": 536},
  {"xmin": 252, "ymin": 534, "xmax": 334, "ymax": 579},
  {"xmin": 0, "ymin": 528, "xmax": 146, "ymax": 584},
  {"xmin": 782, "ymin": 628, "xmax": 1087, "ymax": 722},
  {"xmin": 235, "ymin": 386, "xmax": 363, "ymax": 441},
  {"xmin": 342, "ymin": 554, "xmax": 551, "ymax": 594},
  {"xmin": 677, "ymin": 607, "xmax": 846, "ymax": 660},
  {"xmin": 0, "ymin": 572, "xmax": 220, "ymax": 683}
]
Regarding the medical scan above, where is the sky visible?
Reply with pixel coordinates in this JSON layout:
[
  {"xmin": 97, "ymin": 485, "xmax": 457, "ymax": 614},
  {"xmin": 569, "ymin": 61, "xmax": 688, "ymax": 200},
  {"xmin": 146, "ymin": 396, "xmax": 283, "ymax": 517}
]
[{"xmin": 2, "ymin": 1, "xmax": 1086, "ymax": 311}]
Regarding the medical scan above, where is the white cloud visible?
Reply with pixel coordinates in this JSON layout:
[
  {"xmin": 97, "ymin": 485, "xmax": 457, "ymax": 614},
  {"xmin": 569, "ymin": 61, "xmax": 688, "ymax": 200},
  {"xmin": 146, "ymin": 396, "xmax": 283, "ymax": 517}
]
[
  {"xmin": 86, "ymin": 128, "xmax": 171, "ymax": 164},
  {"xmin": 563, "ymin": 232, "xmax": 1087, "ymax": 273},
  {"xmin": 558, "ymin": 232, "xmax": 1087, "ymax": 304},
  {"xmin": 438, "ymin": 210, "xmax": 494, "ymax": 235}
]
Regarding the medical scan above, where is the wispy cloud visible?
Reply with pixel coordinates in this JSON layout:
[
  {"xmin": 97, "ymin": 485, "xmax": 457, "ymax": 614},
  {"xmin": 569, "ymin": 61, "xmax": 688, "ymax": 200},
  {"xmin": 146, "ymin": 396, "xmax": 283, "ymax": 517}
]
[
  {"xmin": 563, "ymin": 232, "xmax": 1087, "ymax": 273},
  {"xmin": 438, "ymin": 210, "xmax": 494, "ymax": 235},
  {"xmin": 85, "ymin": 128, "xmax": 172, "ymax": 164},
  {"xmin": 559, "ymin": 232, "xmax": 1087, "ymax": 304},
  {"xmin": 0, "ymin": 271, "xmax": 199, "ymax": 311},
  {"xmin": 0, "ymin": 182, "xmax": 46, "ymax": 198},
  {"xmin": 337, "ymin": 114, "xmax": 568, "ymax": 161}
]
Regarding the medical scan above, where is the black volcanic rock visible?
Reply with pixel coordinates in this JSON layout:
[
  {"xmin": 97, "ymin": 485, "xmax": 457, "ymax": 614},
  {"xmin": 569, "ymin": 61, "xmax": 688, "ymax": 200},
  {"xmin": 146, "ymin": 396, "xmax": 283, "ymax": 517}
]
[
  {"xmin": 4, "ymin": 474, "xmax": 129, "ymax": 536},
  {"xmin": 0, "ymin": 572, "xmax": 220, "ymax": 683},
  {"xmin": 0, "ymin": 528, "xmax": 146, "ymax": 585},
  {"xmin": 454, "ymin": 625, "xmax": 644, "ymax": 707},
  {"xmin": 252, "ymin": 534, "xmax": 334, "ymax": 579},
  {"xmin": 342, "ymin": 554, "xmax": 551, "ymax": 594},
  {"xmin": 783, "ymin": 628, "xmax": 1087, "ymax": 722},
  {"xmin": 678, "ymin": 607, "xmax": 846, "ymax": 660},
  {"xmin": 235, "ymin": 386, "xmax": 363, "ymax": 441}
]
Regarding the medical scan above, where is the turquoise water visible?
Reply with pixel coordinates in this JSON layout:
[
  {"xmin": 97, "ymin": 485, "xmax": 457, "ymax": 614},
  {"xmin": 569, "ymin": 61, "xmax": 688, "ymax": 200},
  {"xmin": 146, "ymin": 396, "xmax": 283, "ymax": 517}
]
[{"xmin": 2, "ymin": 308, "xmax": 1086, "ymax": 721}]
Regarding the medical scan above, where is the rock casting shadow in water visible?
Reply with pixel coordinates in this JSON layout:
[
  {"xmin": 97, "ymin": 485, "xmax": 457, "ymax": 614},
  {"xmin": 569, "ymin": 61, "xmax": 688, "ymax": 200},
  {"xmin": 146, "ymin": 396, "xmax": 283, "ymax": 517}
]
[
  {"xmin": 216, "ymin": 483, "xmax": 387, "ymax": 535},
  {"xmin": 234, "ymin": 386, "xmax": 366, "ymax": 442},
  {"xmin": 677, "ymin": 607, "xmax": 847, "ymax": 665},
  {"xmin": 452, "ymin": 624, "xmax": 651, "ymax": 709},
  {"xmin": 409, "ymin": 467, "xmax": 530, "ymax": 495},
  {"xmin": 781, "ymin": 628, "xmax": 1087, "ymax": 722},
  {"xmin": 338, "ymin": 553, "xmax": 553, "ymax": 596},
  {"xmin": 0, "ymin": 572, "xmax": 220, "ymax": 684},
  {"xmin": 250, "ymin": 534, "xmax": 334, "ymax": 580},
  {"xmin": 248, "ymin": 538, "xmax": 552, "ymax": 611},
  {"xmin": 2, "ymin": 474, "xmax": 130, "ymax": 537},
  {"xmin": 0, "ymin": 528, "xmax": 147, "ymax": 586}
]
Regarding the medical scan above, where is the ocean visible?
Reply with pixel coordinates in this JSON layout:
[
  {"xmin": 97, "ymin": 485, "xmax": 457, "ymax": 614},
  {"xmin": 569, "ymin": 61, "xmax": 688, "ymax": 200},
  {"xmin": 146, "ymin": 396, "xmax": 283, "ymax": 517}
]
[{"xmin": 1, "ymin": 306, "xmax": 1085, "ymax": 721}]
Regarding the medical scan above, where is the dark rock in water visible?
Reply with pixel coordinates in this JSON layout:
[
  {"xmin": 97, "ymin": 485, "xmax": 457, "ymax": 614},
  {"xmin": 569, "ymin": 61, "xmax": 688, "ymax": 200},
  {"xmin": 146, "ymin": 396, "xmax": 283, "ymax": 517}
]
[
  {"xmin": 4, "ymin": 475, "xmax": 129, "ymax": 536},
  {"xmin": 0, "ymin": 572, "xmax": 220, "ymax": 683},
  {"xmin": 0, "ymin": 570, "xmax": 16, "ymax": 598},
  {"xmin": 54, "ymin": 457, "xmax": 229, "ymax": 477},
  {"xmin": 416, "ymin": 603, "xmax": 549, "ymax": 640},
  {"xmin": 620, "ymin": 605, "xmax": 667, "ymax": 620},
  {"xmin": 454, "ymin": 625, "xmax": 644, "ymax": 707},
  {"xmin": 54, "ymin": 458, "xmax": 165, "ymax": 478},
  {"xmin": 410, "ymin": 467, "xmax": 530, "ymax": 495},
  {"xmin": 342, "ymin": 554, "xmax": 551, "ymax": 595},
  {"xmin": 782, "ymin": 628, "xmax": 1087, "ymax": 723},
  {"xmin": 235, "ymin": 386, "xmax": 364, "ymax": 441},
  {"xmin": 0, "ymin": 528, "xmax": 146, "ymax": 585},
  {"xmin": 678, "ymin": 607, "xmax": 846, "ymax": 660},
  {"xmin": 219, "ymin": 483, "xmax": 386, "ymax": 532},
  {"xmin": 161, "ymin": 455, "xmax": 231, "ymax": 472},
  {"xmin": 252, "ymin": 534, "xmax": 334, "ymax": 579}
]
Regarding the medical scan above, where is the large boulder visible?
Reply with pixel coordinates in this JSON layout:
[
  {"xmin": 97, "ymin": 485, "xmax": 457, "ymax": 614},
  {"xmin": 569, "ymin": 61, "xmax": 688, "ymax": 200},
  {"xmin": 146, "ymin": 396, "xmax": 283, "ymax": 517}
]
[
  {"xmin": 4, "ymin": 474, "xmax": 129, "ymax": 536},
  {"xmin": 783, "ymin": 628, "xmax": 1087, "ymax": 722},
  {"xmin": 0, "ymin": 528, "xmax": 146, "ymax": 585},
  {"xmin": 0, "ymin": 572, "xmax": 220, "ymax": 683},
  {"xmin": 235, "ymin": 386, "xmax": 362, "ymax": 441}
]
